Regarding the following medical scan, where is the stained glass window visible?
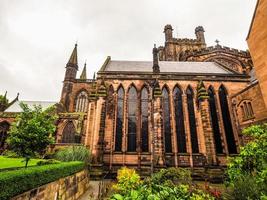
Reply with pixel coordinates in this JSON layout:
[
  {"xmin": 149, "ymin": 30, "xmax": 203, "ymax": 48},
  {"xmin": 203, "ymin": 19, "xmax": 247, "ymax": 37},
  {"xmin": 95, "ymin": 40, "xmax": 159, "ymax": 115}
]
[
  {"xmin": 186, "ymin": 86, "xmax": 199, "ymax": 153},
  {"xmin": 115, "ymin": 86, "xmax": 124, "ymax": 151},
  {"xmin": 141, "ymin": 87, "xmax": 149, "ymax": 152},
  {"xmin": 219, "ymin": 85, "xmax": 237, "ymax": 154},
  {"xmin": 173, "ymin": 86, "xmax": 186, "ymax": 153},
  {"xmin": 127, "ymin": 86, "xmax": 137, "ymax": 152},
  {"xmin": 162, "ymin": 87, "xmax": 172, "ymax": 153},
  {"xmin": 208, "ymin": 87, "xmax": 223, "ymax": 154}
]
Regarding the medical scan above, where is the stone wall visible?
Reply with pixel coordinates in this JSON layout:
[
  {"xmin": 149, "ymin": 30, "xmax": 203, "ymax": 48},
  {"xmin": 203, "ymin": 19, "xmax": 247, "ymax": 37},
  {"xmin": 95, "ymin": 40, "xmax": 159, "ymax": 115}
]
[
  {"xmin": 11, "ymin": 169, "xmax": 89, "ymax": 200},
  {"xmin": 247, "ymin": 0, "xmax": 267, "ymax": 108}
]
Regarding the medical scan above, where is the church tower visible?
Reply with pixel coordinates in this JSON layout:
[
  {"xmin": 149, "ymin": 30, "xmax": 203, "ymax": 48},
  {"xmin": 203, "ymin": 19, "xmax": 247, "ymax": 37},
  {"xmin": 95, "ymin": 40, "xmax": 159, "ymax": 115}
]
[{"xmin": 60, "ymin": 44, "xmax": 78, "ymax": 111}]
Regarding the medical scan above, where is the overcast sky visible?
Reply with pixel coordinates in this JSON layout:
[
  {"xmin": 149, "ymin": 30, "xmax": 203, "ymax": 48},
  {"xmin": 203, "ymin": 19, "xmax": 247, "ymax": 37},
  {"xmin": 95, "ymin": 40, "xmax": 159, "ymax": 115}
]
[{"xmin": 0, "ymin": 0, "xmax": 257, "ymax": 101}]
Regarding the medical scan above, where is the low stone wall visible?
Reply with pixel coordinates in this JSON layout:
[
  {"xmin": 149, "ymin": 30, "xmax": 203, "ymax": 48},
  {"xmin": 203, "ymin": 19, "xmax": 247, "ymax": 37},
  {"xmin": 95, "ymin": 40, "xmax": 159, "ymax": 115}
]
[{"xmin": 12, "ymin": 169, "xmax": 89, "ymax": 200}]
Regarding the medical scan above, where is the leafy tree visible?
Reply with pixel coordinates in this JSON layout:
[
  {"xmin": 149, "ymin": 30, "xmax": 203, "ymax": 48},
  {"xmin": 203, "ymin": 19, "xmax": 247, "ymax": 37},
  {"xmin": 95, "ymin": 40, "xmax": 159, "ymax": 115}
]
[
  {"xmin": 7, "ymin": 103, "xmax": 57, "ymax": 167},
  {"xmin": 226, "ymin": 123, "xmax": 267, "ymax": 199}
]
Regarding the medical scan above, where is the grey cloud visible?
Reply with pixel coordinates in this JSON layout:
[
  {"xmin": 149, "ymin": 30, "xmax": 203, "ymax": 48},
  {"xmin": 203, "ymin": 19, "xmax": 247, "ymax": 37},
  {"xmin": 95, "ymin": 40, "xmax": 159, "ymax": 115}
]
[{"xmin": 0, "ymin": 0, "xmax": 257, "ymax": 101}]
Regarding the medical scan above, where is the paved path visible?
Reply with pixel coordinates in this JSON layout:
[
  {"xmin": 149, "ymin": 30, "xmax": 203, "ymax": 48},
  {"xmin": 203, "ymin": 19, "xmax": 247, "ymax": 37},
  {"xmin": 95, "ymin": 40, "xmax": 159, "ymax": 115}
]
[{"xmin": 78, "ymin": 181, "xmax": 101, "ymax": 200}]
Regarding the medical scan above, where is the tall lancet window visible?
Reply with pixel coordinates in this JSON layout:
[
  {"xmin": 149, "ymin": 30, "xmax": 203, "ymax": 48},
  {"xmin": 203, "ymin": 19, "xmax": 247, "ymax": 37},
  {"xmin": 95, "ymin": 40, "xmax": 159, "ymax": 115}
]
[
  {"xmin": 208, "ymin": 87, "xmax": 223, "ymax": 154},
  {"xmin": 75, "ymin": 91, "xmax": 89, "ymax": 112},
  {"xmin": 173, "ymin": 86, "xmax": 186, "ymax": 153},
  {"xmin": 141, "ymin": 87, "xmax": 149, "ymax": 152},
  {"xmin": 115, "ymin": 86, "xmax": 124, "ymax": 151},
  {"xmin": 127, "ymin": 86, "xmax": 137, "ymax": 152},
  {"xmin": 186, "ymin": 86, "xmax": 199, "ymax": 153},
  {"xmin": 219, "ymin": 85, "xmax": 237, "ymax": 154},
  {"xmin": 162, "ymin": 87, "xmax": 172, "ymax": 153},
  {"xmin": 62, "ymin": 122, "xmax": 76, "ymax": 143}
]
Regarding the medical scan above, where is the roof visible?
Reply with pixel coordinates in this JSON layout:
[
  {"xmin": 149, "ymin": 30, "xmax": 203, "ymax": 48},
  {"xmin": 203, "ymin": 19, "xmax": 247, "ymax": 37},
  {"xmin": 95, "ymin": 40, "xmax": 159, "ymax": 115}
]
[
  {"xmin": 5, "ymin": 101, "xmax": 57, "ymax": 113},
  {"xmin": 68, "ymin": 44, "xmax": 78, "ymax": 65},
  {"xmin": 102, "ymin": 60, "xmax": 233, "ymax": 74}
]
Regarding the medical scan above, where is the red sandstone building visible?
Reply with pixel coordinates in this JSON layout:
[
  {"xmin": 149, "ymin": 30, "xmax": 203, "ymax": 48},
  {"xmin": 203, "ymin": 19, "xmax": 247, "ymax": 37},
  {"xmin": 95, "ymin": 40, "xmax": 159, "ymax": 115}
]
[{"xmin": 1, "ymin": 0, "xmax": 267, "ymax": 177}]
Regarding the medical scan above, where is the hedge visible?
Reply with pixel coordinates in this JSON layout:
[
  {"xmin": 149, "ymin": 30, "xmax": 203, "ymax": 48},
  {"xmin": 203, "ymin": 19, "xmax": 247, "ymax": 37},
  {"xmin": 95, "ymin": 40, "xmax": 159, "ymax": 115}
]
[{"xmin": 0, "ymin": 161, "xmax": 85, "ymax": 200}]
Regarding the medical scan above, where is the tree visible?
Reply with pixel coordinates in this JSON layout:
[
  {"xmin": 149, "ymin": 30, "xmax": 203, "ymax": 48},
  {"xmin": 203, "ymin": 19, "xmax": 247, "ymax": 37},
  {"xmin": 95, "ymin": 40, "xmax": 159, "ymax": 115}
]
[{"xmin": 7, "ymin": 103, "xmax": 57, "ymax": 167}]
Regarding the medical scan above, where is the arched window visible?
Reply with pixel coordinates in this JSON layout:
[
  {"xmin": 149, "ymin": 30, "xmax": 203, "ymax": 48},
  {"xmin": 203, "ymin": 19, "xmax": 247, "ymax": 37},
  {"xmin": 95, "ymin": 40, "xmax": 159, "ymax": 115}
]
[
  {"xmin": 162, "ymin": 87, "xmax": 172, "ymax": 153},
  {"xmin": 127, "ymin": 86, "xmax": 137, "ymax": 152},
  {"xmin": 241, "ymin": 105, "xmax": 245, "ymax": 119},
  {"xmin": 208, "ymin": 87, "xmax": 223, "ymax": 154},
  {"xmin": 141, "ymin": 87, "xmax": 149, "ymax": 152},
  {"xmin": 0, "ymin": 122, "xmax": 9, "ymax": 149},
  {"xmin": 219, "ymin": 85, "xmax": 237, "ymax": 154},
  {"xmin": 244, "ymin": 102, "xmax": 249, "ymax": 118},
  {"xmin": 115, "ymin": 86, "xmax": 124, "ymax": 151},
  {"xmin": 62, "ymin": 122, "xmax": 76, "ymax": 143},
  {"xmin": 75, "ymin": 91, "xmax": 89, "ymax": 112},
  {"xmin": 247, "ymin": 102, "xmax": 254, "ymax": 117},
  {"xmin": 173, "ymin": 86, "xmax": 186, "ymax": 153},
  {"xmin": 186, "ymin": 86, "xmax": 199, "ymax": 153}
]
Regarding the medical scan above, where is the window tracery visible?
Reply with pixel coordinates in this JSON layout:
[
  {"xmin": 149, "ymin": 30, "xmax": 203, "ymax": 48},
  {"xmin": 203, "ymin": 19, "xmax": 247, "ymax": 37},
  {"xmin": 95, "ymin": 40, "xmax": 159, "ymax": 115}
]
[
  {"xmin": 75, "ymin": 91, "xmax": 89, "ymax": 112},
  {"xmin": 115, "ymin": 86, "xmax": 124, "ymax": 151},
  {"xmin": 127, "ymin": 86, "xmax": 137, "ymax": 152}
]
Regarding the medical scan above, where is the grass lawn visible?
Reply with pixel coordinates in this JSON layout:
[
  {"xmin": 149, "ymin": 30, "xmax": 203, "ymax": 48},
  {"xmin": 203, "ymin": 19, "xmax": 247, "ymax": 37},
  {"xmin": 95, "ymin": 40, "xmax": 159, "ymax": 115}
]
[{"xmin": 0, "ymin": 156, "xmax": 42, "ymax": 170}]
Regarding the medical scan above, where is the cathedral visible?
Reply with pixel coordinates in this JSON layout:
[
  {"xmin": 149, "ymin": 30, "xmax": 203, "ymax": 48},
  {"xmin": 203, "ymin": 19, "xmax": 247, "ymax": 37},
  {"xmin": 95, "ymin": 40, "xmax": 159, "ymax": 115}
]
[{"xmin": 1, "ymin": 7, "xmax": 267, "ymax": 178}]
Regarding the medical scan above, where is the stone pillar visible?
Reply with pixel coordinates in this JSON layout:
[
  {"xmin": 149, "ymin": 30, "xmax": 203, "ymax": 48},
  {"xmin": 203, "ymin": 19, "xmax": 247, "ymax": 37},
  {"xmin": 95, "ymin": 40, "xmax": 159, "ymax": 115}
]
[
  {"xmin": 153, "ymin": 96, "xmax": 165, "ymax": 167},
  {"xmin": 196, "ymin": 81, "xmax": 216, "ymax": 165},
  {"xmin": 199, "ymin": 99, "xmax": 216, "ymax": 165}
]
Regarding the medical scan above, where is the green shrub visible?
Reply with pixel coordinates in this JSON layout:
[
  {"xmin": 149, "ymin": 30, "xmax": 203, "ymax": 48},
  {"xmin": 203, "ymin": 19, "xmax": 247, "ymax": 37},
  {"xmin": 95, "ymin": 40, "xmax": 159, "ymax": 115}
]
[
  {"xmin": 55, "ymin": 145, "xmax": 90, "ymax": 164},
  {"xmin": 226, "ymin": 124, "xmax": 267, "ymax": 199},
  {"xmin": 148, "ymin": 167, "xmax": 192, "ymax": 186},
  {"xmin": 2, "ymin": 150, "xmax": 20, "ymax": 158},
  {"xmin": 110, "ymin": 167, "xmax": 214, "ymax": 200},
  {"xmin": 36, "ymin": 159, "xmax": 60, "ymax": 166},
  {"xmin": 0, "ymin": 161, "xmax": 84, "ymax": 200},
  {"xmin": 224, "ymin": 174, "xmax": 264, "ymax": 200}
]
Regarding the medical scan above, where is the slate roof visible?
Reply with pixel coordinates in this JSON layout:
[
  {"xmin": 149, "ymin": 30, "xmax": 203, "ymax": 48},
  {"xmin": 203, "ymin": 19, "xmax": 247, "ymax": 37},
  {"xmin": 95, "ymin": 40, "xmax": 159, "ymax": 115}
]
[
  {"xmin": 5, "ymin": 101, "xmax": 57, "ymax": 113},
  {"xmin": 103, "ymin": 60, "xmax": 233, "ymax": 74}
]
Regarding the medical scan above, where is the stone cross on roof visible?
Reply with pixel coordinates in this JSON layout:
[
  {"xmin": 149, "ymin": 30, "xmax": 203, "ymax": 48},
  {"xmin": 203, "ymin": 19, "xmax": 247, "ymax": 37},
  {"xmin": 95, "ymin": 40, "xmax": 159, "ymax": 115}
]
[{"xmin": 215, "ymin": 39, "xmax": 220, "ymax": 46}]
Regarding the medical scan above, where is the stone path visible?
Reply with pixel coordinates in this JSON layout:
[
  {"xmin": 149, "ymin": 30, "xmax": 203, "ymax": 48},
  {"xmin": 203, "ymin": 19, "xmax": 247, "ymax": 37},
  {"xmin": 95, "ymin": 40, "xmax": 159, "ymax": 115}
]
[{"xmin": 78, "ymin": 181, "xmax": 101, "ymax": 200}]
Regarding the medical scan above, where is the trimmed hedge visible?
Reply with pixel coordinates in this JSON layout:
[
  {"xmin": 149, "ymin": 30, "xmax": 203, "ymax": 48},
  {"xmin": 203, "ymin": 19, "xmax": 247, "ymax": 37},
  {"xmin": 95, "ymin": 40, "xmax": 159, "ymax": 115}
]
[{"xmin": 0, "ymin": 161, "xmax": 85, "ymax": 200}]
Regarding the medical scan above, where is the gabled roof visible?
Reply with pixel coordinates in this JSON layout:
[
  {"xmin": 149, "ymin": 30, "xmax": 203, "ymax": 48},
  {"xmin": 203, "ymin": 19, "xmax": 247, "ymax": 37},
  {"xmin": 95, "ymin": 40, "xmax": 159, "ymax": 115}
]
[
  {"xmin": 4, "ymin": 101, "xmax": 57, "ymax": 113},
  {"xmin": 102, "ymin": 60, "xmax": 233, "ymax": 74}
]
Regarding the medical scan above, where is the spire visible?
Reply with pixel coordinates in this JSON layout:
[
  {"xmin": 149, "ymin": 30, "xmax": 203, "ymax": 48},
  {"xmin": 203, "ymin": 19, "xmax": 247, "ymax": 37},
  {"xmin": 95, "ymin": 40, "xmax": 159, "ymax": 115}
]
[
  {"xmin": 68, "ymin": 43, "xmax": 78, "ymax": 66},
  {"xmin": 80, "ymin": 62, "xmax": 87, "ymax": 80},
  {"xmin": 64, "ymin": 43, "xmax": 78, "ymax": 81},
  {"xmin": 93, "ymin": 72, "xmax": 96, "ymax": 80},
  {"xmin": 153, "ymin": 44, "xmax": 160, "ymax": 73}
]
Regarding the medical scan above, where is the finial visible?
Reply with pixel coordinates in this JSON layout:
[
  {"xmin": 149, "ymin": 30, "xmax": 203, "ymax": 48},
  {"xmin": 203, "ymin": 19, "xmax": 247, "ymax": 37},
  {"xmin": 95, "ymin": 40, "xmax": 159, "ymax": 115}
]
[{"xmin": 93, "ymin": 72, "xmax": 96, "ymax": 80}]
